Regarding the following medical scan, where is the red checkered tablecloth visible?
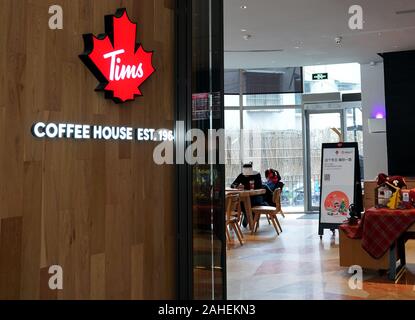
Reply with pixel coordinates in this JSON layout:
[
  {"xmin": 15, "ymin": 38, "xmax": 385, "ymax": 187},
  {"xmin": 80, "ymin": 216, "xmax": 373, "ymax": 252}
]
[{"xmin": 340, "ymin": 208, "xmax": 415, "ymax": 259}]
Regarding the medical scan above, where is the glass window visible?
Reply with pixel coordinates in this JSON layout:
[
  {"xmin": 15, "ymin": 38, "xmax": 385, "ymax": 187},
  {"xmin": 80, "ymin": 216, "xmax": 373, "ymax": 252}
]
[
  {"xmin": 225, "ymin": 110, "xmax": 241, "ymax": 186},
  {"xmin": 244, "ymin": 93, "xmax": 302, "ymax": 107},
  {"xmin": 346, "ymin": 106, "xmax": 364, "ymax": 180},
  {"xmin": 346, "ymin": 107, "xmax": 363, "ymax": 154},
  {"xmin": 225, "ymin": 93, "xmax": 302, "ymax": 107},
  {"xmin": 308, "ymin": 112, "xmax": 343, "ymax": 208},
  {"xmin": 225, "ymin": 95, "xmax": 239, "ymax": 107},
  {"xmin": 303, "ymin": 63, "xmax": 361, "ymax": 94},
  {"xmin": 191, "ymin": 0, "xmax": 225, "ymax": 300},
  {"xmin": 226, "ymin": 109, "xmax": 304, "ymax": 211},
  {"xmin": 224, "ymin": 67, "xmax": 303, "ymax": 95}
]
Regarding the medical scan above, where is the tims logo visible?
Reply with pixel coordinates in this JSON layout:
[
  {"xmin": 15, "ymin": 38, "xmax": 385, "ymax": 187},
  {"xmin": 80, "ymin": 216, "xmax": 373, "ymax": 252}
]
[{"xmin": 80, "ymin": 8, "xmax": 155, "ymax": 103}]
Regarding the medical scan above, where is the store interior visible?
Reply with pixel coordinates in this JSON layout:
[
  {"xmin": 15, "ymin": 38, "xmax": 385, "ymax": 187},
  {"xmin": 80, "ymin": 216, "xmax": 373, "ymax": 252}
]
[{"xmin": 224, "ymin": 0, "xmax": 415, "ymax": 299}]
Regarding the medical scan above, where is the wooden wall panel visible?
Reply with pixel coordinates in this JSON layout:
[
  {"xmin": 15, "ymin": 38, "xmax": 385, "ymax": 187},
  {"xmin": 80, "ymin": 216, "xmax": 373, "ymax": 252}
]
[
  {"xmin": 0, "ymin": 0, "xmax": 176, "ymax": 299},
  {"xmin": 90, "ymin": 253, "xmax": 105, "ymax": 300},
  {"xmin": 20, "ymin": 162, "xmax": 43, "ymax": 299},
  {"xmin": 0, "ymin": 217, "xmax": 23, "ymax": 299},
  {"xmin": 40, "ymin": 267, "xmax": 58, "ymax": 300},
  {"xmin": 131, "ymin": 244, "xmax": 144, "ymax": 299}
]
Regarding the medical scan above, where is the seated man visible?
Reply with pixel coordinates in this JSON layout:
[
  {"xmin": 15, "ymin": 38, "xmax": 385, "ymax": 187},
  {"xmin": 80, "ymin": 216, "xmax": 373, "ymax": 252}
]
[
  {"xmin": 231, "ymin": 162, "xmax": 264, "ymax": 227},
  {"xmin": 263, "ymin": 168, "xmax": 284, "ymax": 206}
]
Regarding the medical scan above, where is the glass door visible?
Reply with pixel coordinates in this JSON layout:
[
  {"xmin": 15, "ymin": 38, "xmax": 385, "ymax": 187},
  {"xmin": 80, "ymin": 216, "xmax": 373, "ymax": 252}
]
[
  {"xmin": 305, "ymin": 110, "xmax": 344, "ymax": 212},
  {"xmin": 191, "ymin": 0, "xmax": 225, "ymax": 300},
  {"xmin": 176, "ymin": 0, "xmax": 225, "ymax": 300}
]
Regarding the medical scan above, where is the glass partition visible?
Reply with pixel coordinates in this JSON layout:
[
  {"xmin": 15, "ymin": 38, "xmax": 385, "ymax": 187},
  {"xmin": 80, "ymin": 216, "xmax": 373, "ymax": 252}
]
[
  {"xmin": 241, "ymin": 109, "xmax": 304, "ymax": 211},
  {"xmin": 307, "ymin": 111, "xmax": 343, "ymax": 210},
  {"xmin": 191, "ymin": 0, "xmax": 225, "ymax": 300}
]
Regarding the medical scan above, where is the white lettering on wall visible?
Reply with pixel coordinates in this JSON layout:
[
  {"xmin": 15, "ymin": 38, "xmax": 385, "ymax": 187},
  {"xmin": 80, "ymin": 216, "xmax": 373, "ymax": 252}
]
[
  {"xmin": 31, "ymin": 122, "xmax": 173, "ymax": 143},
  {"xmin": 103, "ymin": 49, "xmax": 144, "ymax": 81},
  {"xmin": 32, "ymin": 122, "xmax": 46, "ymax": 138}
]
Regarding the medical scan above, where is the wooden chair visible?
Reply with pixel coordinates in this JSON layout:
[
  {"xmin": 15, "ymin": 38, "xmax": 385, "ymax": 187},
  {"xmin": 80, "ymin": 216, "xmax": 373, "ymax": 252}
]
[
  {"xmin": 225, "ymin": 194, "xmax": 244, "ymax": 246},
  {"xmin": 251, "ymin": 188, "xmax": 283, "ymax": 235}
]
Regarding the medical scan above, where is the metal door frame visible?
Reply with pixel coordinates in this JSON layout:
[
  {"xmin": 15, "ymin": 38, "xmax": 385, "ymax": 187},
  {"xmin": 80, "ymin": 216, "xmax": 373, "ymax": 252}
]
[
  {"xmin": 176, "ymin": 0, "xmax": 226, "ymax": 300},
  {"xmin": 303, "ymin": 106, "xmax": 346, "ymax": 212}
]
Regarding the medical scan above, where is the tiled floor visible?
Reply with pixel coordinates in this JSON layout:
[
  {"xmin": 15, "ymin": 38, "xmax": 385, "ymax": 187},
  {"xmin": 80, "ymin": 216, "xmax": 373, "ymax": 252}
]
[{"xmin": 227, "ymin": 214, "xmax": 415, "ymax": 300}]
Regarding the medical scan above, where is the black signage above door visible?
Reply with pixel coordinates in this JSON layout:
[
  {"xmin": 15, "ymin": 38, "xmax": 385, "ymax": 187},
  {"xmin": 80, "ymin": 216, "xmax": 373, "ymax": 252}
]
[{"xmin": 312, "ymin": 73, "xmax": 329, "ymax": 80}]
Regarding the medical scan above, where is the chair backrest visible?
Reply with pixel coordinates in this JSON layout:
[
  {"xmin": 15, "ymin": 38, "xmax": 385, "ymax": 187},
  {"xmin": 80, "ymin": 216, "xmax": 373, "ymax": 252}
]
[
  {"xmin": 272, "ymin": 188, "xmax": 282, "ymax": 212},
  {"xmin": 225, "ymin": 193, "xmax": 240, "ymax": 220}
]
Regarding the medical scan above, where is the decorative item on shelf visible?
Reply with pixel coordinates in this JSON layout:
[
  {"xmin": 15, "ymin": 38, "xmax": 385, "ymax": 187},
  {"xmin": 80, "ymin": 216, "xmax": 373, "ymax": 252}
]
[
  {"xmin": 347, "ymin": 203, "xmax": 361, "ymax": 226},
  {"xmin": 375, "ymin": 173, "xmax": 407, "ymax": 209},
  {"xmin": 375, "ymin": 183, "xmax": 394, "ymax": 208},
  {"xmin": 387, "ymin": 188, "xmax": 401, "ymax": 209},
  {"xmin": 399, "ymin": 189, "xmax": 413, "ymax": 209},
  {"xmin": 377, "ymin": 173, "xmax": 407, "ymax": 189},
  {"xmin": 409, "ymin": 189, "xmax": 415, "ymax": 207}
]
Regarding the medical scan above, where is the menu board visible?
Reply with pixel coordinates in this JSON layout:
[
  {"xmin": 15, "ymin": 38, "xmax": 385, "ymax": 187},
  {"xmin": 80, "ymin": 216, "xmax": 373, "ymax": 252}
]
[
  {"xmin": 318, "ymin": 143, "xmax": 362, "ymax": 236},
  {"xmin": 192, "ymin": 92, "xmax": 221, "ymax": 121}
]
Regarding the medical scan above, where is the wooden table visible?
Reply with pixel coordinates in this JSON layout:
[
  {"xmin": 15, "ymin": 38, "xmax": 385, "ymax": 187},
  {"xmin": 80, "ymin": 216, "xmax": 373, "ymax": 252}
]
[
  {"xmin": 225, "ymin": 188, "xmax": 266, "ymax": 230},
  {"xmin": 389, "ymin": 223, "xmax": 415, "ymax": 281},
  {"xmin": 340, "ymin": 208, "xmax": 415, "ymax": 282}
]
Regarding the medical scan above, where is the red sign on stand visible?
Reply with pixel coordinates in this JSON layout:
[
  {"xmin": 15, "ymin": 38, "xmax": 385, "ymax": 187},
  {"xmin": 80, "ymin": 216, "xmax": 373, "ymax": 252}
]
[{"xmin": 80, "ymin": 8, "xmax": 155, "ymax": 103}]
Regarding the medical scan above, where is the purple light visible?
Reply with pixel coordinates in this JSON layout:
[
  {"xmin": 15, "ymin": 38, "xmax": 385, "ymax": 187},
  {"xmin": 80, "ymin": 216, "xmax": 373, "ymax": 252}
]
[{"xmin": 371, "ymin": 104, "xmax": 386, "ymax": 119}]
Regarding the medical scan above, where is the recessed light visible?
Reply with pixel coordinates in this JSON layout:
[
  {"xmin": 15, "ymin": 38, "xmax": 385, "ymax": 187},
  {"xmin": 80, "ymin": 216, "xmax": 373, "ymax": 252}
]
[
  {"xmin": 294, "ymin": 46, "xmax": 301, "ymax": 49},
  {"xmin": 396, "ymin": 9, "xmax": 415, "ymax": 15},
  {"xmin": 241, "ymin": 28, "xmax": 247, "ymax": 32},
  {"xmin": 240, "ymin": 5, "xmax": 247, "ymax": 9}
]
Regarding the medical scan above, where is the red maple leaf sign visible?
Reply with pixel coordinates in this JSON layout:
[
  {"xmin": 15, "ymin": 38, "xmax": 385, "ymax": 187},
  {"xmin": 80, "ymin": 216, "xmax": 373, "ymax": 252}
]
[{"xmin": 80, "ymin": 8, "xmax": 155, "ymax": 103}]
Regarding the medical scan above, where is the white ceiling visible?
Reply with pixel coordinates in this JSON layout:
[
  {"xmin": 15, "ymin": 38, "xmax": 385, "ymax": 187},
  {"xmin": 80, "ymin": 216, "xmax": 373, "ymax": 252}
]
[{"xmin": 224, "ymin": 0, "xmax": 415, "ymax": 68}]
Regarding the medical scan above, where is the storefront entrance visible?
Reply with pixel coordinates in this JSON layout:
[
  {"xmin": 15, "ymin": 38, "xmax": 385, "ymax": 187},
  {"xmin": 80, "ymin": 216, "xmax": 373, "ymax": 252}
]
[
  {"xmin": 305, "ymin": 108, "xmax": 345, "ymax": 211},
  {"xmin": 304, "ymin": 100, "xmax": 363, "ymax": 212}
]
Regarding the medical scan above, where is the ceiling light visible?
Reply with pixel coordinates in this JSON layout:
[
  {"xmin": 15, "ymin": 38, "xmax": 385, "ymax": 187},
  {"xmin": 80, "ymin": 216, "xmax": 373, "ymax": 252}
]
[
  {"xmin": 240, "ymin": 5, "xmax": 247, "ymax": 9},
  {"xmin": 396, "ymin": 9, "xmax": 415, "ymax": 15},
  {"xmin": 241, "ymin": 28, "xmax": 247, "ymax": 32}
]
